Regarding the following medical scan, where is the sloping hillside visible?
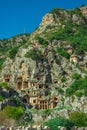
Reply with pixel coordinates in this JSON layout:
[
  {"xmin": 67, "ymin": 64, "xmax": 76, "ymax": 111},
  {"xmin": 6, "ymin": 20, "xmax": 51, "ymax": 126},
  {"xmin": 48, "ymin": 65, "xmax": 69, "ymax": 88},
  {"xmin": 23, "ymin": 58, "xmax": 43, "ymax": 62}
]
[{"xmin": 0, "ymin": 5, "xmax": 87, "ymax": 129}]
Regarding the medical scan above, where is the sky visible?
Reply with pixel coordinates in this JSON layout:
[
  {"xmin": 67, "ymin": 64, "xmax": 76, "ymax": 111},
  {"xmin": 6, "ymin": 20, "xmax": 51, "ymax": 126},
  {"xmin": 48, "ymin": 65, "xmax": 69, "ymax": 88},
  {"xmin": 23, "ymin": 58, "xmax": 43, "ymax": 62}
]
[{"xmin": 0, "ymin": 0, "xmax": 87, "ymax": 39}]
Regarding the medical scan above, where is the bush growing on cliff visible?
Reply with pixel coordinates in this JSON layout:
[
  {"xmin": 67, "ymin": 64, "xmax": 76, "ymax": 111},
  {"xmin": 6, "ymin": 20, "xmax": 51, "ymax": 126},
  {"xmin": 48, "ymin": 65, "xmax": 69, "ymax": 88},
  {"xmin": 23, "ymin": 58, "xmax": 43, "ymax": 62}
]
[
  {"xmin": 0, "ymin": 82, "xmax": 9, "ymax": 89},
  {"xmin": 68, "ymin": 8, "xmax": 82, "ymax": 15},
  {"xmin": 58, "ymin": 87, "xmax": 64, "ymax": 94},
  {"xmin": 61, "ymin": 77, "xmax": 67, "ymax": 82},
  {"xmin": 25, "ymin": 49, "xmax": 46, "ymax": 62},
  {"xmin": 25, "ymin": 49, "xmax": 42, "ymax": 60},
  {"xmin": 71, "ymin": 73, "xmax": 81, "ymax": 80},
  {"xmin": 49, "ymin": 8, "xmax": 64, "ymax": 15},
  {"xmin": 0, "ymin": 105, "xmax": 24, "ymax": 120},
  {"xmin": 9, "ymin": 46, "xmax": 20, "ymax": 59},
  {"xmin": 45, "ymin": 22, "xmax": 87, "ymax": 54},
  {"xmin": 69, "ymin": 111, "xmax": 87, "ymax": 127},
  {"xmin": 44, "ymin": 117, "xmax": 74, "ymax": 130},
  {"xmin": 75, "ymin": 91, "xmax": 83, "ymax": 97},
  {"xmin": 36, "ymin": 36, "xmax": 48, "ymax": 47},
  {"xmin": 57, "ymin": 47, "xmax": 70, "ymax": 59},
  {"xmin": 43, "ymin": 109, "xmax": 52, "ymax": 116},
  {"xmin": 66, "ymin": 88, "xmax": 74, "ymax": 96},
  {"xmin": 0, "ymin": 106, "xmax": 24, "ymax": 126},
  {"xmin": 0, "ymin": 95, "xmax": 4, "ymax": 101},
  {"xmin": 0, "ymin": 112, "xmax": 10, "ymax": 126},
  {"xmin": 66, "ymin": 76, "xmax": 87, "ymax": 97},
  {"xmin": 0, "ymin": 58, "xmax": 6, "ymax": 70},
  {"xmin": 47, "ymin": 32, "xmax": 66, "ymax": 42}
]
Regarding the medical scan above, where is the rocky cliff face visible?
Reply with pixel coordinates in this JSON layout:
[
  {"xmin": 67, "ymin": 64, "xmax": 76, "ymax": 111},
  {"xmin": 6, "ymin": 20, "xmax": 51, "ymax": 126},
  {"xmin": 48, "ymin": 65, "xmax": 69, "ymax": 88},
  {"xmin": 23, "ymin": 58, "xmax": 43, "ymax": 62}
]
[{"xmin": 0, "ymin": 5, "xmax": 87, "ymax": 127}]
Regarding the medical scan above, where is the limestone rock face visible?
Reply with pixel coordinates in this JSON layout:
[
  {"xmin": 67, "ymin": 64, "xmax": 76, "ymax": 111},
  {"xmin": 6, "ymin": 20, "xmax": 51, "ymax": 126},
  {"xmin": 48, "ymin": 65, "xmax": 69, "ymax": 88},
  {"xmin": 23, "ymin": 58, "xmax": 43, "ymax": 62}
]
[
  {"xmin": 72, "ymin": 14, "xmax": 85, "ymax": 24},
  {"xmin": 80, "ymin": 6, "xmax": 87, "ymax": 18},
  {"xmin": 40, "ymin": 13, "xmax": 54, "ymax": 27}
]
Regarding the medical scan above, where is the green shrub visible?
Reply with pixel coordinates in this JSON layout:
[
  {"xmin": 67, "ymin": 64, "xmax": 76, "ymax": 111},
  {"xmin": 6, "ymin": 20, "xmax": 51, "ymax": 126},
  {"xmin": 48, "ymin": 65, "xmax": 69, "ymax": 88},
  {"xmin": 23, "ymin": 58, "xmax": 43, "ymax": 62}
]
[
  {"xmin": 25, "ymin": 49, "xmax": 46, "ymax": 61},
  {"xmin": 61, "ymin": 77, "xmax": 67, "ymax": 83},
  {"xmin": 0, "ymin": 82, "xmax": 9, "ymax": 89},
  {"xmin": 0, "ymin": 95, "xmax": 4, "ymax": 101},
  {"xmin": 66, "ymin": 88, "xmax": 74, "ymax": 96},
  {"xmin": 0, "ymin": 58, "xmax": 6, "ymax": 70},
  {"xmin": 69, "ymin": 111, "xmax": 87, "ymax": 127},
  {"xmin": 0, "ymin": 46, "xmax": 9, "ymax": 54},
  {"xmin": 22, "ymin": 43, "xmax": 29, "ymax": 48},
  {"xmin": 36, "ymin": 36, "xmax": 48, "ymax": 46},
  {"xmin": 0, "ymin": 112, "xmax": 7, "ymax": 126},
  {"xmin": 67, "ymin": 25, "xmax": 87, "ymax": 51},
  {"xmin": 57, "ymin": 47, "xmax": 70, "ymax": 59},
  {"xmin": 74, "ymin": 48, "xmax": 84, "ymax": 55},
  {"xmin": 75, "ymin": 91, "xmax": 83, "ymax": 97},
  {"xmin": 50, "ymin": 8, "xmax": 64, "ymax": 15},
  {"xmin": 71, "ymin": 73, "xmax": 81, "ymax": 80},
  {"xmin": 46, "ymin": 23, "xmax": 87, "ymax": 53},
  {"xmin": 66, "ymin": 76, "xmax": 87, "ymax": 97},
  {"xmin": 9, "ymin": 46, "xmax": 20, "ymax": 59},
  {"xmin": 48, "ymin": 91, "xmax": 51, "ymax": 96},
  {"xmin": 1, "ymin": 105, "xmax": 24, "ymax": 120},
  {"xmin": 43, "ymin": 109, "xmax": 51, "ymax": 116},
  {"xmin": 44, "ymin": 117, "xmax": 74, "ymax": 130},
  {"xmin": 47, "ymin": 32, "xmax": 66, "ymax": 42},
  {"xmin": 69, "ymin": 8, "xmax": 82, "ymax": 15},
  {"xmin": 25, "ymin": 49, "xmax": 41, "ymax": 60},
  {"xmin": 66, "ymin": 79, "xmax": 83, "ymax": 97},
  {"xmin": 58, "ymin": 88, "xmax": 64, "ymax": 94},
  {"xmin": 63, "ymin": 25, "xmax": 73, "ymax": 34},
  {"xmin": 46, "ymin": 25, "xmax": 55, "ymax": 30}
]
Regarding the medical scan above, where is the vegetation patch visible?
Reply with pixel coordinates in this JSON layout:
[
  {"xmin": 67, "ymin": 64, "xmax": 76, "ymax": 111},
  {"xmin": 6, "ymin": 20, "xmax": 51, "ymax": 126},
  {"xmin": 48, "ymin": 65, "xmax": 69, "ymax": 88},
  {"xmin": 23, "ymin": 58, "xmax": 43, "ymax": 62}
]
[
  {"xmin": 71, "ymin": 73, "xmax": 81, "ymax": 80},
  {"xmin": 36, "ymin": 36, "xmax": 48, "ymax": 47},
  {"xmin": 25, "ymin": 49, "xmax": 46, "ymax": 61},
  {"xmin": 0, "ymin": 105, "xmax": 24, "ymax": 126},
  {"xmin": 57, "ymin": 47, "xmax": 70, "ymax": 59},
  {"xmin": 61, "ymin": 77, "xmax": 67, "ymax": 82},
  {"xmin": 69, "ymin": 111, "xmax": 87, "ymax": 127},
  {"xmin": 9, "ymin": 46, "xmax": 20, "ymax": 59},
  {"xmin": 49, "ymin": 8, "xmax": 64, "ymax": 15},
  {"xmin": 68, "ymin": 8, "xmax": 83, "ymax": 16},
  {"xmin": 25, "ymin": 49, "xmax": 41, "ymax": 60},
  {"xmin": 0, "ymin": 95, "xmax": 4, "ymax": 101},
  {"xmin": 0, "ymin": 58, "xmax": 6, "ymax": 70},
  {"xmin": 0, "ymin": 105, "xmax": 24, "ymax": 120},
  {"xmin": 46, "ymin": 22, "xmax": 87, "ymax": 54},
  {"xmin": 44, "ymin": 116, "xmax": 74, "ymax": 130},
  {"xmin": 46, "ymin": 25, "xmax": 56, "ymax": 30},
  {"xmin": 58, "ymin": 87, "xmax": 64, "ymax": 94},
  {"xmin": 66, "ymin": 76, "xmax": 87, "ymax": 97},
  {"xmin": 47, "ymin": 31, "xmax": 66, "ymax": 42},
  {"xmin": 0, "ymin": 82, "xmax": 9, "ymax": 89},
  {"xmin": 43, "ymin": 109, "xmax": 52, "ymax": 116}
]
